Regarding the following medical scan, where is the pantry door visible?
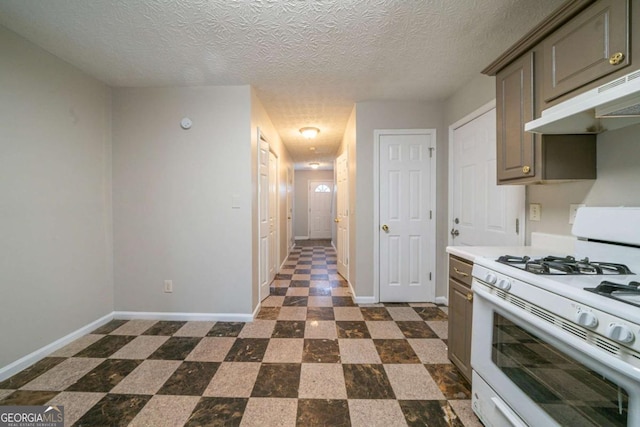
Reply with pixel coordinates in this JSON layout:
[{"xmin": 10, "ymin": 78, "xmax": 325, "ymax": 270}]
[
  {"xmin": 376, "ymin": 129, "xmax": 436, "ymax": 302},
  {"xmin": 449, "ymin": 102, "xmax": 525, "ymax": 247}
]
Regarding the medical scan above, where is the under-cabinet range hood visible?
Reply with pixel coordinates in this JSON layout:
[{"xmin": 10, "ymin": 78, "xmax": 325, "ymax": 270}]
[{"xmin": 526, "ymin": 69, "xmax": 640, "ymax": 134}]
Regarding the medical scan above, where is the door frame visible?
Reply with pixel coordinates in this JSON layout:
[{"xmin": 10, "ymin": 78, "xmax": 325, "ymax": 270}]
[
  {"xmin": 447, "ymin": 99, "xmax": 526, "ymax": 247},
  {"xmin": 257, "ymin": 127, "xmax": 269, "ymax": 303},
  {"xmin": 268, "ymin": 150, "xmax": 279, "ymax": 281},
  {"xmin": 308, "ymin": 180, "xmax": 333, "ymax": 239},
  {"xmin": 373, "ymin": 129, "xmax": 437, "ymax": 303},
  {"xmin": 335, "ymin": 150, "xmax": 349, "ymax": 281}
]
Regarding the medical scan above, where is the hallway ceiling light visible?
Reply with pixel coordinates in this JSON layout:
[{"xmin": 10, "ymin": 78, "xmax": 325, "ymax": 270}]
[
  {"xmin": 300, "ymin": 127, "xmax": 320, "ymax": 139},
  {"xmin": 309, "ymin": 162, "xmax": 319, "ymax": 169}
]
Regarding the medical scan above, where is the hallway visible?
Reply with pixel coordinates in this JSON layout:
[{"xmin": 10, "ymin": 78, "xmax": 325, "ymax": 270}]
[{"xmin": 0, "ymin": 244, "xmax": 478, "ymax": 426}]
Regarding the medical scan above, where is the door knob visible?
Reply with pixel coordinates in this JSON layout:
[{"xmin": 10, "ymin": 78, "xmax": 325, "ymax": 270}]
[
  {"xmin": 334, "ymin": 218, "xmax": 340, "ymax": 222},
  {"xmin": 381, "ymin": 224, "xmax": 389, "ymax": 232},
  {"xmin": 450, "ymin": 228, "xmax": 459, "ymax": 237}
]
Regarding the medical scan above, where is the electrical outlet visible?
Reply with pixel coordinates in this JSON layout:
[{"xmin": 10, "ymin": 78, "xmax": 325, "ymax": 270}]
[
  {"xmin": 164, "ymin": 280, "xmax": 173, "ymax": 293},
  {"xmin": 569, "ymin": 204, "xmax": 586, "ymax": 224},
  {"xmin": 529, "ymin": 204, "xmax": 541, "ymax": 221}
]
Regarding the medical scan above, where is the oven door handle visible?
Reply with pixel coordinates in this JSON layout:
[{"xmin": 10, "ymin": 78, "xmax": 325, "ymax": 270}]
[{"xmin": 491, "ymin": 397, "xmax": 527, "ymax": 427}]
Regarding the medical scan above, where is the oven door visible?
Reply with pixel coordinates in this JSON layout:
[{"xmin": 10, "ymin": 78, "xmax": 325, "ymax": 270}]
[{"xmin": 471, "ymin": 279, "xmax": 639, "ymax": 427}]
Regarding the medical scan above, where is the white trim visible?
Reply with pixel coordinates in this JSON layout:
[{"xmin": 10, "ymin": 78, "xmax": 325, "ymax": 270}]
[
  {"xmin": 0, "ymin": 312, "xmax": 114, "ymax": 381},
  {"xmin": 295, "ymin": 236, "xmax": 309, "ymax": 240},
  {"xmin": 373, "ymin": 129, "xmax": 437, "ymax": 303},
  {"xmin": 435, "ymin": 296, "xmax": 449, "ymax": 306},
  {"xmin": 354, "ymin": 296, "xmax": 377, "ymax": 304},
  {"xmin": 114, "ymin": 311, "xmax": 254, "ymax": 322},
  {"xmin": 251, "ymin": 303, "xmax": 261, "ymax": 320}
]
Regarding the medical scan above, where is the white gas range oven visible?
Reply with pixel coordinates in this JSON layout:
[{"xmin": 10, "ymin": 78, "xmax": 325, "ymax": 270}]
[{"xmin": 470, "ymin": 207, "xmax": 640, "ymax": 427}]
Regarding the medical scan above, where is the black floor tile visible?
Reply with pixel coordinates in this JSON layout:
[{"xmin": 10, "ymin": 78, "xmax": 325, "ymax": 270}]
[
  {"xmin": 224, "ymin": 338, "xmax": 269, "ymax": 362},
  {"xmin": 72, "ymin": 393, "xmax": 150, "ymax": 427},
  {"xmin": 343, "ymin": 364, "xmax": 395, "ymax": 399},
  {"xmin": 157, "ymin": 361, "xmax": 220, "ymax": 395},
  {"xmin": 184, "ymin": 397, "xmax": 248, "ymax": 427},
  {"xmin": 251, "ymin": 363, "xmax": 301, "ymax": 398}
]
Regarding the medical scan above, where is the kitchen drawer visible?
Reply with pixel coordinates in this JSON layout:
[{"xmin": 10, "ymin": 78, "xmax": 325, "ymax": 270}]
[{"xmin": 449, "ymin": 256, "xmax": 472, "ymax": 287}]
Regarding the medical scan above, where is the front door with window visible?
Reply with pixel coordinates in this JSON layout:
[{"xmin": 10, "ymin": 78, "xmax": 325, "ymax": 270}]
[{"xmin": 309, "ymin": 181, "xmax": 332, "ymax": 239}]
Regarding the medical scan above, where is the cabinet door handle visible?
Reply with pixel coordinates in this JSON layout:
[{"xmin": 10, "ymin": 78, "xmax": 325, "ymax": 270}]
[
  {"xmin": 454, "ymin": 267, "xmax": 469, "ymax": 277},
  {"xmin": 522, "ymin": 165, "xmax": 531, "ymax": 174},
  {"xmin": 466, "ymin": 293, "xmax": 473, "ymax": 302},
  {"xmin": 609, "ymin": 52, "xmax": 625, "ymax": 66}
]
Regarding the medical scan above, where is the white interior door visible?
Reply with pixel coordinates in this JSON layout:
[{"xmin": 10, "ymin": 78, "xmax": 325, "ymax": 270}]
[
  {"xmin": 336, "ymin": 152, "xmax": 349, "ymax": 279},
  {"xmin": 258, "ymin": 136, "xmax": 270, "ymax": 301},
  {"xmin": 378, "ymin": 130, "xmax": 435, "ymax": 302},
  {"xmin": 450, "ymin": 105, "xmax": 525, "ymax": 247},
  {"xmin": 308, "ymin": 180, "xmax": 333, "ymax": 239},
  {"xmin": 268, "ymin": 152, "xmax": 278, "ymax": 282}
]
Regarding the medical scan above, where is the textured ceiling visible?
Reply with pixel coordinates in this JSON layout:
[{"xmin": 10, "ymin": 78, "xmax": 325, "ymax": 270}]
[{"xmin": 0, "ymin": 0, "xmax": 564, "ymax": 168}]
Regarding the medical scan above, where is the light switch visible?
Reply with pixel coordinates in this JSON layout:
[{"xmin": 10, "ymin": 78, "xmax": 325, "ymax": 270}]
[
  {"xmin": 232, "ymin": 195, "xmax": 241, "ymax": 209},
  {"xmin": 530, "ymin": 204, "xmax": 541, "ymax": 221}
]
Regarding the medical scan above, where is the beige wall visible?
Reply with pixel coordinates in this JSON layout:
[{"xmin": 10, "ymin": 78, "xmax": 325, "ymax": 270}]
[
  {"xmin": 113, "ymin": 85, "xmax": 254, "ymax": 315},
  {"xmin": 293, "ymin": 170, "xmax": 335, "ymax": 238},
  {"xmin": 0, "ymin": 26, "xmax": 114, "ymax": 367},
  {"xmin": 527, "ymin": 124, "xmax": 640, "ymax": 238},
  {"xmin": 353, "ymin": 101, "xmax": 444, "ymax": 299},
  {"xmin": 250, "ymin": 89, "xmax": 294, "ymax": 309}
]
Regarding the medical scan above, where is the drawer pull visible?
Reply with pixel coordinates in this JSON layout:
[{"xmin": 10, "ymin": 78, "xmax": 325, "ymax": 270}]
[
  {"xmin": 609, "ymin": 52, "xmax": 625, "ymax": 66},
  {"xmin": 454, "ymin": 267, "xmax": 469, "ymax": 277},
  {"xmin": 467, "ymin": 293, "xmax": 473, "ymax": 302}
]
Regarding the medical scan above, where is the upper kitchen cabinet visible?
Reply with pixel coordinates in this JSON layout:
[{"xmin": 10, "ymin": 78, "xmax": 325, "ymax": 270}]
[
  {"xmin": 543, "ymin": 0, "xmax": 630, "ymax": 102},
  {"xmin": 496, "ymin": 53, "xmax": 535, "ymax": 182}
]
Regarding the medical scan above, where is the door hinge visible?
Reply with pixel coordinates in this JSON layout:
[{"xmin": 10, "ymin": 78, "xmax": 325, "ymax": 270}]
[
  {"xmin": 429, "ymin": 272, "xmax": 432, "ymax": 280},
  {"xmin": 428, "ymin": 147, "xmax": 434, "ymax": 158},
  {"xmin": 516, "ymin": 218, "xmax": 520, "ymax": 235},
  {"xmin": 429, "ymin": 210, "xmax": 432, "ymax": 220}
]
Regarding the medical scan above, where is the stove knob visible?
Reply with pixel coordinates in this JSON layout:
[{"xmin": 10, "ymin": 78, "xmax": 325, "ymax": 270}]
[
  {"xmin": 575, "ymin": 311, "xmax": 598, "ymax": 329},
  {"xmin": 485, "ymin": 273, "xmax": 497, "ymax": 285},
  {"xmin": 607, "ymin": 323, "xmax": 635, "ymax": 344},
  {"xmin": 497, "ymin": 278, "xmax": 512, "ymax": 291}
]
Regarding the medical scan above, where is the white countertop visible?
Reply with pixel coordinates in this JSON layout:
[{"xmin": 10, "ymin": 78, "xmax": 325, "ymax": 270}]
[
  {"xmin": 446, "ymin": 232, "xmax": 577, "ymax": 262},
  {"xmin": 446, "ymin": 246, "xmax": 547, "ymax": 262}
]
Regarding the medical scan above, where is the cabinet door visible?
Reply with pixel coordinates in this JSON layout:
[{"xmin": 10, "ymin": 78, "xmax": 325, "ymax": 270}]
[
  {"xmin": 448, "ymin": 278, "xmax": 472, "ymax": 382},
  {"xmin": 496, "ymin": 52, "xmax": 535, "ymax": 183},
  {"xmin": 543, "ymin": 0, "xmax": 629, "ymax": 102}
]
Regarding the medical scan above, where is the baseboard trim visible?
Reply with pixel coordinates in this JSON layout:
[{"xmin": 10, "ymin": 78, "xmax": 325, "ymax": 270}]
[
  {"xmin": 0, "ymin": 312, "xmax": 114, "ymax": 382},
  {"xmin": 353, "ymin": 296, "xmax": 377, "ymax": 304},
  {"xmin": 347, "ymin": 281, "xmax": 378, "ymax": 304},
  {"xmin": 435, "ymin": 296, "xmax": 448, "ymax": 306},
  {"xmin": 294, "ymin": 236, "xmax": 309, "ymax": 240},
  {"xmin": 113, "ymin": 311, "xmax": 254, "ymax": 322}
]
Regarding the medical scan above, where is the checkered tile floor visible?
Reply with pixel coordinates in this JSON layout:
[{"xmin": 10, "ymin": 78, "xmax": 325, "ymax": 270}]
[{"xmin": 0, "ymin": 244, "xmax": 481, "ymax": 426}]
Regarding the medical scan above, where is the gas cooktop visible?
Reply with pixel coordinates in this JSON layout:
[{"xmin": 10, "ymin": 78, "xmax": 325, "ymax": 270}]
[{"xmin": 496, "ymin": 255, "xmax": 634, "ymax": 276}]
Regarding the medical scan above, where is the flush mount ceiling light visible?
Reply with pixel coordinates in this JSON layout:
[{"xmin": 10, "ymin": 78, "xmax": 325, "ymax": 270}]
[
  {"xmin": 300, "ymin": 127, "xmax": 320, "ymax": 139},
  {"xmin": 309, "ymin": 162, "xmax": 320, "ymax": 169}
]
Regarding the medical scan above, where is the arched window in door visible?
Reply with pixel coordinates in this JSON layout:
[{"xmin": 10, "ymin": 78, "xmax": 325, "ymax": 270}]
[{"xmin": 315, "ymin": 184, "xmax": 331, "ymax": 193}]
